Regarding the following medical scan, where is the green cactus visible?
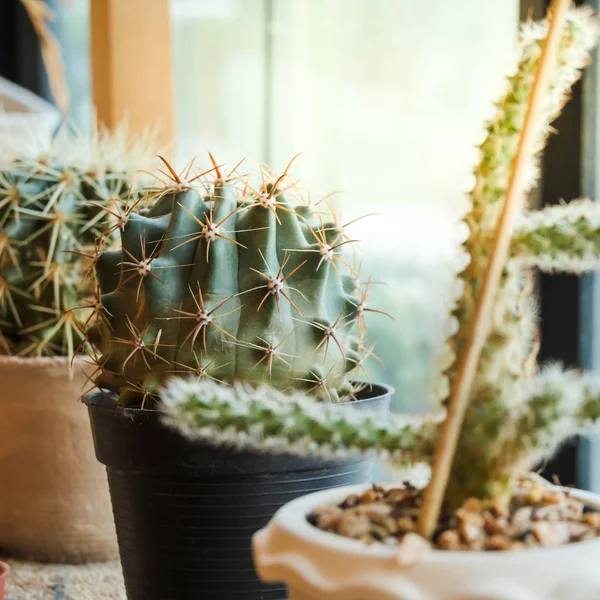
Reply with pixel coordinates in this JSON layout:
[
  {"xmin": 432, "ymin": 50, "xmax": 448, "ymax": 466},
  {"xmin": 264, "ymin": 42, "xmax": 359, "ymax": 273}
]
[
  {"xmin": 162, "ymin": 366, "xmax": 600, "ymax": 485},
  {"xmin": 0, "ymin": 126, "xmax": 150, "ymax": 357},
  {"xmin": 88, "ymin": 156, "xmax": 389, "ymax": 406},
  {"xmin": 436, "ymin": 7, "xmax": 600, "ymax": 508},
  {"xmin": 162, "ymin": 379, "xmax": 439, "ymax": 465}
]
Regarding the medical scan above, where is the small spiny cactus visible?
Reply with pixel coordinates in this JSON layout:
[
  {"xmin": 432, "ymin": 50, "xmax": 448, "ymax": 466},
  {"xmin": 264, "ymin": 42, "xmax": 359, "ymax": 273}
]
[
  {"xmin": 0, "ymin": 126, "xmax": 153, "ymax": 357},
  {"xmin": 86, "ymin": 155, "xmax": 390, "ymax": 406}
]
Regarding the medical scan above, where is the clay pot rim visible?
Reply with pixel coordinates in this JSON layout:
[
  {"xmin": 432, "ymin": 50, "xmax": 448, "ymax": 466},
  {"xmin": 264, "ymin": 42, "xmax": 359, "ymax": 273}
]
[
  {"xmin": 254, "ymin": 482, "xmax": 600, "ymax": 566},
  {"xmin": 0, "ymin": 355, "xmax": 85, "ymax": 368}
]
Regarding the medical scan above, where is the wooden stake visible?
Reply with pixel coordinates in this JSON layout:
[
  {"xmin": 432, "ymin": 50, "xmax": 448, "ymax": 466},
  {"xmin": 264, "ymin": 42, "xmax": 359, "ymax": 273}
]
[{"xmin": 418, "ymin": 0, "xmax": 571, "ymax": 539}]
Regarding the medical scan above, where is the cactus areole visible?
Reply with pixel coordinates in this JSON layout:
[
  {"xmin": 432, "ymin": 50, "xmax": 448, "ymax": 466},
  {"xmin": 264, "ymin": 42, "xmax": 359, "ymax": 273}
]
[{"xmin": 87, "ymin": 157, "xmax": 389, "ymax": 407}]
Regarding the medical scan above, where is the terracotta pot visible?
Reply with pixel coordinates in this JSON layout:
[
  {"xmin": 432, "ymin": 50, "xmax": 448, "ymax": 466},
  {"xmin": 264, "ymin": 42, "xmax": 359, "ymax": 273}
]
[
  {"xmin": 0, "ymin": 561, "xmax": 9, "ymax": 600},
  {"xmin": 0, "ymin": 356, "xmax": 117, "ymax": 563},
  {"xmin": 254, "ymin": 483, "xmax": 600, "ymax": 600}
]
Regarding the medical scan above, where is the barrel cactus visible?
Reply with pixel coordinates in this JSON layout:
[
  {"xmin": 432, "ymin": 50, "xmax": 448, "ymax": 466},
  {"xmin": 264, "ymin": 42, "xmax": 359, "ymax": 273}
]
[
  {"xmin": 87, "ymin": 156, "xmax": 388, "ymax": 407},
  {"xmin": 0, "ymin": 127, "xmax": 150, "ymax": 357}
]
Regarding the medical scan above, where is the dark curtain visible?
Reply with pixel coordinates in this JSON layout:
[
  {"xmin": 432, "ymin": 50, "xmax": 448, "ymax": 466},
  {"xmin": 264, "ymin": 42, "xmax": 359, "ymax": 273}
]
[{"xmin": 0, "ymin": 0, "xmax": 44, "ymax": 94}]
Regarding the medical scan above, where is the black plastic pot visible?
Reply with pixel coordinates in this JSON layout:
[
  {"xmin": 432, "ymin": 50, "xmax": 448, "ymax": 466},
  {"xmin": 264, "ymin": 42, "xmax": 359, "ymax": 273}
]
[{"xmin": 85, "ymin": 384, "xmax": 391, "ymax": 600}]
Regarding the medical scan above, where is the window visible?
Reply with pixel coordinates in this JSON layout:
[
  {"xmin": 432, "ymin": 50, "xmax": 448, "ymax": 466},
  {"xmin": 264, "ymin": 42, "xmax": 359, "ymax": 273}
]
[
  {"xmin": 51, "ymin": 0, "xmax": 91, "ymax": 126},
  {"xmin": 46, "ymin": 0, "xmax": 523, "ymax": 412}
]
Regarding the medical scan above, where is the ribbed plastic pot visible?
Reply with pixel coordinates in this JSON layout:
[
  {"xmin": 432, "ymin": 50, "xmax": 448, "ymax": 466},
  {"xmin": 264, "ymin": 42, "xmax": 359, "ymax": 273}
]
[
  {"xmin": 0, "ymin": 561, "xmax": 9, "ymax": 600},
  {"xmin": 85, "ymin": 383, "xmax": 391, "ymax": 600}
]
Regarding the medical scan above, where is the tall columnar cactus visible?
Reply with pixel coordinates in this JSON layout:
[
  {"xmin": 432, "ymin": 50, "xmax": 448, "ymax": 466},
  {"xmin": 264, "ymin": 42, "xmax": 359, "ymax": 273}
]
[
  {"xmin": 436, "ymin": 6, "xmax": 600, "ymax": 507},
  {"xmin": 161, "ymin": 6, "xmax": 600, "ymax": 515},
  {"xmin": 87, "ymin": 157, "xmax": 387, "ymax": 406},
  {"xmin": 0, "ymin": 127, "xmax": 150, "ymax": 357}
]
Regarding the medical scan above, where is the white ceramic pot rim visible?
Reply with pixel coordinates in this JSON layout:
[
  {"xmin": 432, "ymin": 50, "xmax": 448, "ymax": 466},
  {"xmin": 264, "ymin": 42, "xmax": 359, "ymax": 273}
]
[
  {"xmin": 254, "ymin": 481, "xmax": 600, "ymax": 565},
  {"xmin": 254, "ymin": 483, "xmax": 600, "ymax": 600}
]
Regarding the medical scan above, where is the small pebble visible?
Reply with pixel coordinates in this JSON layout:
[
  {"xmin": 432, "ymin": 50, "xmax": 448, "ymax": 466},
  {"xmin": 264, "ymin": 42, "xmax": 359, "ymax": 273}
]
[
  {"xmin": 337, "ymin": 513, "xmax": 371, "ymax": 538},
  {"xmin": 549, "ymin": 522, "xmax": 571, "ymax": 545},
  {"xmin": 360, "ymin": 489, "xmax": 379, "ymax": 504},
  {"xmin": 457, "ymin": 509, "xmax": 485, "ymax": 529},
  {"xmin": 457, "ymin": 510, "xmax": 485, "ymax": 544},
  {"xmin": 569, "ymin": 522, "xmax": 591, "ymax": 540},
  {"xmin": 459, "ymin": 521, "xmax": 485, "ymax": 544},
  {"xmin": 532, "ymin": 522, "xmax": 569, "ymax": 547},
  {"xmin": 382, "ymin": 516, "xmax": 399, "ymax": 534},
  {"xmin": 524, "ymin": 533, "xmax": 538, "ymax": 547},
  {"xmin": 387, "ymin": 488, "xmax": 415, "ymax": 504},
  {"xmin": 583, "ymin": 512, "xmax": 600, "ymax": 528},
  {"xmin": 507, "ymin": 506, "xmax": 533, "ymax": 537},
  {"xmin": 543, "ymin": 490, "xmax": 566, "ymax": 505},
  {"xmin": 370, "ymin": 524, "xmax": 391, "ymax": 541},
  {"xmin": 358, "ymin": 503, "xmax": 392, "ymax": 519},
  {"xmin": 437, "ymin": 529, "xmax": 462, "ymax": 551},
  {"xmin": 341, "ymin": 494, "xmax": 360, "ymax": 509},
  {"xmin": 527, "ymin": 486, "xmax": 545, "ymax": 505},
  {"xmin": 532, "ymin": 504, "xmax": 562, "ymax": 522},
  {"xmin": 484, "ymin": 534, "xmax": 510, "ymax": 551},
  {"xmin": 566, "ymin": 499, "xmax": 584, "ymax": 521},
  {"xmin": 483, "ymin": 511, "xmax": 506, "ymax": 535},
  {"xmin": 396, "ymin": 516, "xmax": 416, "ymax": 533},
  {"xmin": 491, "ymin": 501, "xmax": 509, "ymax": 519},
  {"xmin": 462, "ymin": 497, "xmax": 483, "ymax": 513},
  {"xmin": 315, "ymin": 506, "xmax": 343, "ymax": 530}
]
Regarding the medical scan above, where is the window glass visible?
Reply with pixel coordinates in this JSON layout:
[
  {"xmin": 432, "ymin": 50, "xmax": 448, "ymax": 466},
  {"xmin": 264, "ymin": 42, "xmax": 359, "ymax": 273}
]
[
  {"xmin": 52, "ymin": 0, "xmax": 91, "ymax": 126},
  {"xmin": 172, "ymin": 0, "xmax": 269, "ymax": 160},
  {"xmin": 53, "ymin": 0, "xmax": 519, "ymax": 410},
  {"xmin": 261, "ymin": 0, "xmax": 519, "ymax": 410}
]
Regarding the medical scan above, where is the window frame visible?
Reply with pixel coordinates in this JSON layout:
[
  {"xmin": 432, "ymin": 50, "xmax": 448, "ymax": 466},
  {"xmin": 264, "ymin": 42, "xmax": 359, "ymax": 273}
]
[{"xmin": 579, "ymin": 0, "xmax": 600, "ymax": 491}]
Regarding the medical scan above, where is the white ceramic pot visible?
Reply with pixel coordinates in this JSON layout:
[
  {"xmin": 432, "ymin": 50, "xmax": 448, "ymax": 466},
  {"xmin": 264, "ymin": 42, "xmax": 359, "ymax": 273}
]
[
  {"xmin": 253, "ymin": 483, "xmax": 600, "ymax": 600},
  {"xmin": 0, "ymin": 357, "xmax": 118, "ymax": 562}
]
